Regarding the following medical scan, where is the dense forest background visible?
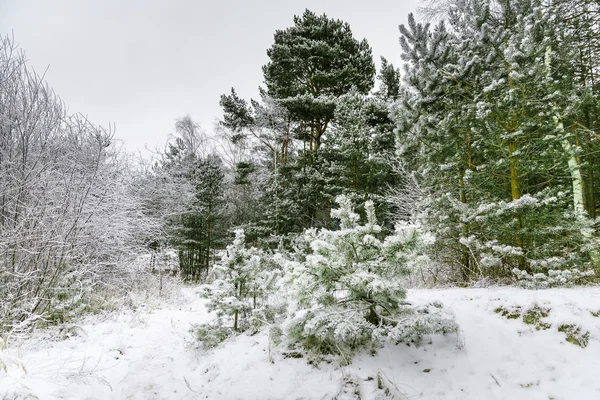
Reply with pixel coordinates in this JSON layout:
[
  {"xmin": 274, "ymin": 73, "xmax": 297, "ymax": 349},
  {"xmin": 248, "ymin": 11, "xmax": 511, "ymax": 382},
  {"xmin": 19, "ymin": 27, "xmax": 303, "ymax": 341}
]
[{"xmin": 1, "ymin": 0, "xmax": 599, "ymax": 338}]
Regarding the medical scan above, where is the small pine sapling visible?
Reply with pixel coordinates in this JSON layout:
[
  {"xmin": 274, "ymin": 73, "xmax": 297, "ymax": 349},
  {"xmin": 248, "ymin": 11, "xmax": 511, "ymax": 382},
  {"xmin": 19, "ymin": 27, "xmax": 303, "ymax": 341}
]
[
  {"xmin": 196, "ymin": 229, "xmax": 280, "ymax": 348},
  {"xmin": 280, "ymin": 195, "xmax": 458, "ymax": 361}
]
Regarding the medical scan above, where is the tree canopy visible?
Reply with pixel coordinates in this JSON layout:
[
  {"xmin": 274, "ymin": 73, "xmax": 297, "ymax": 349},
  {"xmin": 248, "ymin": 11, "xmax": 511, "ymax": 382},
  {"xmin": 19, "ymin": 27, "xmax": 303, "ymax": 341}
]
[{"xmin": 262, "ymin": 9, "xmax": 376, "ymax": 150}]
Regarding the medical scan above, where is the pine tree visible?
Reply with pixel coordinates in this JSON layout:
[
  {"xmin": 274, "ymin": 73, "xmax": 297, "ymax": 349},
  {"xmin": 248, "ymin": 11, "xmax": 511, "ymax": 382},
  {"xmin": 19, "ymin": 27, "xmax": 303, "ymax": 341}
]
[
  {"xmin": 280, "ymin": 195, "xmax": 457, "ymax": 360},
  {"xmin": 319, "ymin": 91, "xmax": 397, "ymax": 228},
  {"xmin": 394, "ymin": 0, "xmax": 599, "ymax": 280},
  {"xmin": 263, "ymin": 9, "xmax": 376, "ymax": 152},
  {"xmin": 219, "ymin": 87, "xmax": 305, "ymax": 243},
  {"xmin": 199, "ymin": 229, "xmax": 279, "ymax": 336},
  {"xmin": 159, "ymin": 118, "xmax": 227, "ymax": 281},
  {"xmin": 376, "ymin": 57, "xmax": 401, "ymax": 101}
]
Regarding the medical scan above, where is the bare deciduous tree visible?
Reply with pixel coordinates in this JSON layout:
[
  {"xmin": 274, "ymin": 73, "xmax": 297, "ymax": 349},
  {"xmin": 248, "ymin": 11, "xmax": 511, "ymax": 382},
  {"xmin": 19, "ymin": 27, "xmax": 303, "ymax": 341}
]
[{"xmin": 0, "ymin": 35, "xmax": 166, "ymax": 337}]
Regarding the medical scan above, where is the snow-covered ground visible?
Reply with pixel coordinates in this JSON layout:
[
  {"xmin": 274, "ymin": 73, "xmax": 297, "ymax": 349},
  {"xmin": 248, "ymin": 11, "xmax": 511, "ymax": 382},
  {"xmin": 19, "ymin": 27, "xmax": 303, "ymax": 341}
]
[{"xmin": 2, "ymin": 285, "xmax": 600, "ymax": 399}]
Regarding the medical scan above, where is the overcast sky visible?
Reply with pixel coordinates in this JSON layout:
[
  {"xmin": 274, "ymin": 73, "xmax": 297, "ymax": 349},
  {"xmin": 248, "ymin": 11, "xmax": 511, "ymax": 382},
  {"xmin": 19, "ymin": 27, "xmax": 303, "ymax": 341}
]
[{"xmin": 0, "ymin": 0, "xmax": 420, "ymax": 153}]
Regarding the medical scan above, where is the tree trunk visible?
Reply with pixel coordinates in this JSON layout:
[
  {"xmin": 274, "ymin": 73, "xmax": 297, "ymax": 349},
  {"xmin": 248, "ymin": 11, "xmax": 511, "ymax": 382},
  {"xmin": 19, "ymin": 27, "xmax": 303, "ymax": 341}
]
[
  {"xmin": 585, "ymin": 121, "xmax": 596, "ymax": 219},
  {"xmin": 327, "ymin": 197, "xmax": 331, "ymax": 230},
  {"xmin": 508, "ymin": 139, "xmax": 526, "ymax": 269},
  {"xmin": 575, "ymin": 131, "xmax": 589, "ymax": 213},
  {"xmin": 562, "ymin": 139, "xmax": 585, "ymax": 215},
  {"xmin": 206, "ymin": 210, "xmax": 211, "ymax": 278},
  {"xmin": 458, "ymin": 133, "xmax": 474, "ymax": 281},
  {"xmin": 459, "ymin": 171, "xmax": 470, "ymax": 281},
  {"xmin": 353, "ymin": 156, "xmax": 357, "ymax": 191}
]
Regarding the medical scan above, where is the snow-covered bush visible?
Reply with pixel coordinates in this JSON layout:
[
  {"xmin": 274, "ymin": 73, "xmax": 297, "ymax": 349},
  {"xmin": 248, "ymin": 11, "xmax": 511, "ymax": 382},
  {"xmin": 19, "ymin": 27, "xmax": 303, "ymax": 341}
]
[
  {"xmin": 0, "ymin": 33, "xmax": 166, "ymax": 335},
  {"xmin": 196, "ymin": 229, "xmax": 281, "ymax": 348},
  {"xmin": 513, "ymin": 267, "xmax": 595, "ymax": 289},
  {"xmin": 194, "ymin": 324, "xmax": 235, "ymax": 350},
  {"xmin": 279, "ymin": 195, "xmax": 458, "ymax": 362}
]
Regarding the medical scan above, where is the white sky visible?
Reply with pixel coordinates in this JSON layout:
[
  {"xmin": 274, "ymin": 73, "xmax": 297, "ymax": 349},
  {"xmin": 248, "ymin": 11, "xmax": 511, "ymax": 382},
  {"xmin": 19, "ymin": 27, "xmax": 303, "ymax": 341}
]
[{"xmin": 0, "ymin": 0, "xmax": 420, "ymax": 153}]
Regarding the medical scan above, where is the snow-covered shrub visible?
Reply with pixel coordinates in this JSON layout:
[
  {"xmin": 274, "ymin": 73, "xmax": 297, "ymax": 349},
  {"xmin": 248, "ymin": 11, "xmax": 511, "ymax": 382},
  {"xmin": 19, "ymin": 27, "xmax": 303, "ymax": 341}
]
[
  {"xmin": 196, "ymin": 229, "xmax": 281, "ymax": 348},
  {"xmin": 195, "ymin": 324, "xmax": 234, "ymax": 349},
  {"xmin": 513, "ymin": 267, "xmax": 595, "ymax": 289},
  {"xmin": 279, "ymin": 195, "xmax": 458, "ymax": 362}
]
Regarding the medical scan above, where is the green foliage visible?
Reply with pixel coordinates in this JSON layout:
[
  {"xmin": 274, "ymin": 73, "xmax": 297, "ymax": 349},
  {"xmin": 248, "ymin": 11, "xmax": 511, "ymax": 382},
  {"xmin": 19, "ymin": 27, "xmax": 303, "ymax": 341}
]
[
  {"xmin": 233, "ymin": 161, "xmax": 256, "ymax": 185},
  {"xmin": 522, "ymin": 305, "xmax": 552, "ymax": 330},
  {"xmin": 270, "ymin": 325, "xmax": 284, "ymax": 346},
  {"xmin": 219, "ymin": 10, "xmax": 399, "ymax": 248},
  {"xmin": 393, "ymin": 0, "xmax": 600, "ymax": 281},
  {"xmin": 513, "ymin": 268, "xmax": 596, "ymax": 289},
  {"xmin": 155, "ymin": 116, "xmax": 229, "ymax": 282},
  {"xmin": 194, "ymin": 323, "xmax": 234, "ymax": 349},
  {"xmin": 495, "ymin": 304, "xmax": 552, "ymax": 330},
  {"xmin": 263, "ymin": 9, "xmax": 375, "ymax": 100},
  {"xmin": 558, "ymin": 324, "xmax": 590, "ymax": 348},
  {"xmin": 169, "ymin": 153, "xmax": 226, "ymax": 281},
  {"xmin": 263, "ymin": 8, "xmax": 376, "ymax": 157},
  {"xmin": 35, "ymin": 273, "xmax": 115, "ymax": 329},
  {"xmin": 318, "ymin": 91, "xmax": 398, "ymax": 225},
  {"xmin": 278, "ymin": 195, "xmax": 458, "ymax": 362},
  {"xmin": 199, "ymin": 230, "xmax": 280, "ymax": 333},
  {"xmin": 219, "ymin": 88, "xmax": 254, "ymax": 134},
  {"xmin": 194, "ymin": 230, "xmax": 286, "ymax": 350},
  {"xmin": 376, "ymin": 57, "xmax": 400, "ymax": 100},
  {"xmin": 494, "ymin": 306, "xmax": 522, "ymax": 320}
]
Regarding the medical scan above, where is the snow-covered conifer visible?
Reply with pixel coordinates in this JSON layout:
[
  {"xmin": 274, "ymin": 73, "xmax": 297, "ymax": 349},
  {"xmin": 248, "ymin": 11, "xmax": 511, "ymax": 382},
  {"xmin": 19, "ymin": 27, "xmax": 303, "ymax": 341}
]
[
  {"xmin": 198, "ymin": 229, "xmax": 279, "ymax": 346},
  {"xmin": 280, "ymin": 195, "xmax": 457, "ymax": 361}
]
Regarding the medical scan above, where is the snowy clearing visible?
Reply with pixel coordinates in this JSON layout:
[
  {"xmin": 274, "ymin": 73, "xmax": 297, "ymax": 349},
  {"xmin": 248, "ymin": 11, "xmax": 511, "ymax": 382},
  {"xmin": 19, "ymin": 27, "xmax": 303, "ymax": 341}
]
[{"xmin": 2, "ymin": 285, "xmax": 600, "ymax": 400}]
